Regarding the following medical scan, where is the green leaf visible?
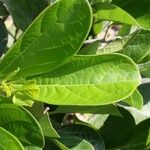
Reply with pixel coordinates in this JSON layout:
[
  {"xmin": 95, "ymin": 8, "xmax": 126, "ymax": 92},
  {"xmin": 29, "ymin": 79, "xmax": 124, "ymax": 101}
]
[
  {"xmin": 0, "ymin": 0, "xmax": 92, "ymax": 79},
  {"xmin": 92, "ymin": 20, "xmax": 103, "ymax": 35},
  {"xmin": 93, "ymin": 3, "xmax": 139, "ymax": 27},
  {"xmin": 25, "ymin": 146, "xmax": 42, "ymax": 150},
  {"xmin": 39, "ymin": 114, "xmax": 60, "ymax": 138},
  {"xmin": 118, "ymin": 83, "xmax": 150, "ymax": 125},
  {"xmin": 112, "ymin": 0, "xmax": 150, "ymax": 30},
  {"xmin": 97, "ymin": 36, "xmax": 130, "ymax": 54},
  {"xmin": 70, "ymin": 139, "xmax": 95, "ymax": 150},
  {"xmin": 122, "ymin": 30, "xmax": 150, "ymax": 63},
  {"xmin": 45, "ymin": 138, "xmax": 69, "ymax": 150},
  {"xmin": 0, "ymin": 103, "xmax": 44, "ymax": 147},
  {"xmin": 123, "ymin": 118, "xmax": 150, "ymax": 150},
  {"xmin": 3, "ymin": 0, "xmax": 48, "ymax": 30},
  {"xmin": 24, "ymin": 54, "xmax": 141, "ymax": 106},
  {"xmin": 78, "ymin": 40, "xmax": 100, "ymax": 55},
  {"xmin": 0, "ymin": 19, "xmax": 8, "ymax": 56},
  {"xmin": 99, "ymin": 107, "xmax": 135, "ymax": 149},
  {"xmin": 139, "ymin": 61, "xmax": 150, "ymax": 78},
  {"xmin": 123, "ymin": 89, "xmax": 143, "ymax": 110},
  {"xmin": 141, "ymin": 52, "xmax": 150, "ymax": 63},
  {"xmin": 58, "ymin": 124, "xmax": 105, "ymax": 150},
  {"xmin": 12, "ymin": 80, "xmax": 40, "ymax": 106},
  {"xmin": 0, "ymin": 95, "xmax": 11, "ymax": 104},
  {"xmin": 51, "ymin": 104, "xmax": 121, "ymax": 116},
  {"xmin": 0, "ymin": 127, "xmax": 25, "ymax": 150},
  {"xmin": 118, "ymin": 25, "xmax": 131, "ymax": 37}
]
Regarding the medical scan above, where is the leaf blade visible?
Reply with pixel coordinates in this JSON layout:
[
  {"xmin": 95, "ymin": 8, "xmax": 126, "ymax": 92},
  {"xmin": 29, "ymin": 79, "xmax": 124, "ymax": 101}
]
[
  {"xmin": 0, "ymin": 103, "xmax": 44, "ymax": 147},
  {"xmin": 0, "ymin": 127, "xmax": 25, "ymax": 150},
  {"xmin": 0, "ymin": 0, "xmax": 92, "ymax": 79},
  {"xmin": 13, "ymin": 54, "xmax": 141, "ymax": 106}
]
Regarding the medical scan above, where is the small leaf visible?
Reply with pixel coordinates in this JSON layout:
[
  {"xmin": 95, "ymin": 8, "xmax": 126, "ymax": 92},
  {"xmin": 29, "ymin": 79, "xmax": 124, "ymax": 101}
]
[
  {"xmin": 0, "ymin": 127, "xmax": 24, "ymax": 150},
  {"xmin": 122, "ymin": 30, "xmax": 150, "ymax": 63},
  {"xmin": 70, "ymin": 139, "xmax": 95, "ymax": 150},
  {"xmin": 0, "ymin": 0, "xmax": 92, "ymax": 79},
  {"xmin": 123, "ymin": 89, "xmax": 143, "ymax": 110},
  {"xmin": 1, "ymin": 79, "xmax": 40, "ymax": 106},
  {"xmin": 118, "ymin": 83, "xmax": 150, "ymax": 124},
  {"xmin": 12, "ymin": 95, "xmax": 34, "ymax": 107},
  {"xmin": 139, "ymin": 61, "xmax": 150, "ymax": 78},
  {"xmin": 97, "ymin": 36, "xmax": 130, "ymax": 54},
  {"xmin": 0, "ymin": 103, "xmax": 44, "ymax": 147},
  {"xmin": 78, "ymin": 40, "xmax": 100, "ymax": 55},
  {"xmin": 1, "ymin": 81, "xmax": 12, "ymax": 97},
  {"xmin": 93, "ymin": 3, "xmax": 139, "ymax": 27},
  {"xmin": 113, "ymin": 0, "xmax": 150, "ymax": 30},
  {"xmin": 13, "ymin": 80, "xmax": 40, "ymax": 99},
  {"xmin": 39, "ymin": 114, "xmax": 60, "ymax": 138}
]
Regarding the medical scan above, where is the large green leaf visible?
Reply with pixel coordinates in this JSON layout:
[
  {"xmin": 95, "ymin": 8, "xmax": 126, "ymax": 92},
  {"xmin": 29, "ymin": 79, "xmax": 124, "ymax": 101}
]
[
  {"xmin": 0, "ymin": 127, "xmax": 24, "ymax": 150},
  {"xmin": 21, "ymin": 54, "xmax": 141, "ymax": 106},
  {"xmin": 0, "ymin": 0, "xmax": 92, "ymax": 79},
  {"xmin": 112, "ymin": 0, "xmax": 150, "ymax": 30},
  {"xmin": 0, "ymin": 103, "xmax": 44, "ymax": 147},
  {"xmin": 3, "ymin": 0, "xmax": 48, "ymax": 30},
  {"xmin": 93, "ymin": 3, "xmax": 139, "ymax": 26}
]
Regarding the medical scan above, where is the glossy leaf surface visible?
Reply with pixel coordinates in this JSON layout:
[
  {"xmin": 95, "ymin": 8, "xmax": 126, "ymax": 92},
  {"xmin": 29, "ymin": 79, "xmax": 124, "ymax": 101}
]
[
  {"xmin": 123, "ymin": 89, "xmax": 143, "ymax": 110},
  {"xmin": 25, "ymin": 54, "xmax": 141, "ymax": 105},
  {"xmin": 0, "ymin": 127, "xmax": 24, "ymax": 150},
  {"xmin": 0, "ymin": 0, "xmax": 92, "ymax": 79},
  {"xmin": 0, "ymin": 103, "xmax": 44, "ymax": 147}
]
